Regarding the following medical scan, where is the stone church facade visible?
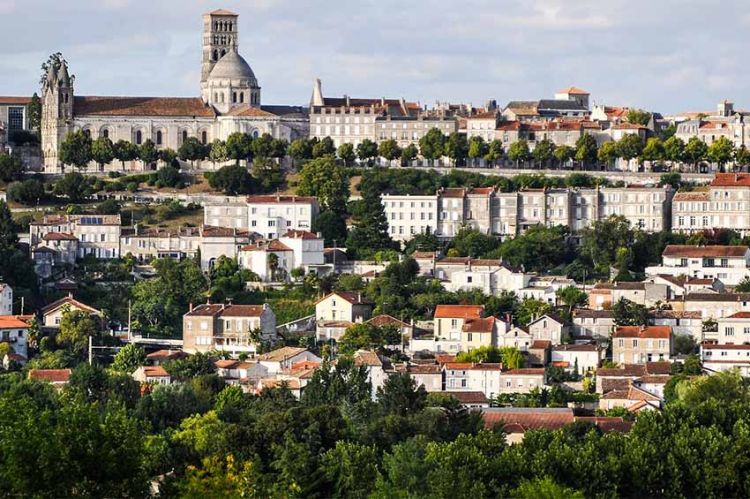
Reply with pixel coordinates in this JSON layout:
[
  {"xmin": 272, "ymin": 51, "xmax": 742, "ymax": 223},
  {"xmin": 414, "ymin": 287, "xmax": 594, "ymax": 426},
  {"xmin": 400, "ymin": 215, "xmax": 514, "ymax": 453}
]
[{"xmin": 41, "ymin": 9, "xmax": 309, "ymax": 173}]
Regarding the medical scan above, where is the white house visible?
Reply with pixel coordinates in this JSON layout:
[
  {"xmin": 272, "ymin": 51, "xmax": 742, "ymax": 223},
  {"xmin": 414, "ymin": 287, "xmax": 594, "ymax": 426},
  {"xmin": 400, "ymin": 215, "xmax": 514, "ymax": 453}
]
[
  {"xmin": 443, "ymin": 362, "xmax": 504, "ymax": 399},
  {"xmin": 701, "ymin": 343, "xmax": 750, "ymax": 376},
  {"xmin": 645, "ymin": 245, "xmax": 750, "ymax": 286},
  {"xmin": 528, "ymin": 314, "xmax": 569, "ymax": 345},
  {"xmin": 435, "ymin": 257, "xmax": 530, "ymax": 295},
  {"xmin": 132, "ymin": 365, "xmax": 172, "ymax": 385},
  {"xmin": 498, "ymin": 368, "xmax": 547, "ymax": 394},
  {"xmin": 246, "ymin": 195, "xmax": 319, "ymax": 240},
  {"xmin": 716, "ymin": 312, "xmax": 750, "ymax": 345},
  {"xmin": 551, "ymin": 343, "xmax": 603, "ymax": 375},
  {"xmin": 0, "ymin": 316, "xmax": 29, "ymax": 360},
  {"xmin": 572, "ymin": 309, "xmax": 615, "ymax": 339},
  {"xmin": 400, "ymin": 363, "xmax": 442, "ymax": 392},
  {"xmin": 354, "ymin": 350, "xmax": 390, "ymax": 400},
  {"xmin": 0, "ymin": 284, "xmax": 12, "ymax": 315},
  {"xmin": 41, "ymin": 294, "xmax": 103, "ymax": 329},
  {"xmin": 238, "ymin": 230, "xmax": 328, "ymax": 281},
  {"xmin": 258, "ymin": 347, "xmax": 322, "ymax": 374}
]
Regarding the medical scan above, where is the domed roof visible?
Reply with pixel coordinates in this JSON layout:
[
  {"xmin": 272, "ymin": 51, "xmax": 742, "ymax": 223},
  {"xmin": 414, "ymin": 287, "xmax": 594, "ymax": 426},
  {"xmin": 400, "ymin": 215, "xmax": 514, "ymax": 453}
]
[{"xmin": 209, "ymin": 50, "xmax": 256, "ymax": 82}]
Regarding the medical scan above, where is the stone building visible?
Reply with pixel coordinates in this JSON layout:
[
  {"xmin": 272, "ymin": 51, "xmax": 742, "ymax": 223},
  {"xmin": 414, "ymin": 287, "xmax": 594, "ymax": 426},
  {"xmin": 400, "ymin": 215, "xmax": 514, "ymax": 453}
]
[
  {"xmin": 41, "ymin": 9, "xmax": 308, "ymax": 173},
  {"xmin": 183, "ymin": 302, "xmax": 277, "ymax": 356}
]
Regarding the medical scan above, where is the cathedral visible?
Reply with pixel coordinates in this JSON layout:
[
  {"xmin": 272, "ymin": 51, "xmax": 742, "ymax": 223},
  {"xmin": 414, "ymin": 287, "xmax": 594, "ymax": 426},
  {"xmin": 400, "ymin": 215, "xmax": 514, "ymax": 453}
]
[{"xmin": 41, "ymin": 9, "xmax": 309, "ymax": 173}]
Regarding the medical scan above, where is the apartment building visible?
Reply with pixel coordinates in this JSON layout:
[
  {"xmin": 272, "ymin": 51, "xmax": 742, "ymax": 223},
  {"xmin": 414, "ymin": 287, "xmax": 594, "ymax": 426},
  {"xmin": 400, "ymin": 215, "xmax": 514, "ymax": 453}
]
[
  {"xmin": 238, "ymin": 230, "xmax": 327, "ymax": 282},
  {"xmin": 716, "ymin": 312, "xmax": 750, "ymax": 344},
  {"xmin": 612, "ymin": 325, "xmax": 673, "ymax": 365},
  {"xmin": 433, "ymin": 304, "xmax": 485, "ymax": 353},
  {"xmin": 382, "ymin": 185, "xmax": 672, "ymax": 242},
  {"xmin": 675, "ymin": 100, "xmax": 750, "ymax": 148},
  {"xmin": 435, "ymin": 257, "xmax": 531, "ymax": 295},
  {"xmin": 182, "ymin": 302, "xmax": 277, "ymax": 356},
  {"xmin": 673, "ymin": 174, "xmax": 750, "ymax": 235},
  {"xmin": 30, "ymin": 214, "xmax": 122, "ymax": 259},
  {"xmin": 120, "ymin": 226, "xmax": 200, "ymax": 260},
  {"xmin": 645, "ymin": 245, "xmax": 750, "ymax": 286},
  {"xmin": 700, "ymin": 343, "xmax": 750, "ymax": 375},
  {"xmin": 204, "ymin": 195, "xmax": 319, "ymax": 239}
]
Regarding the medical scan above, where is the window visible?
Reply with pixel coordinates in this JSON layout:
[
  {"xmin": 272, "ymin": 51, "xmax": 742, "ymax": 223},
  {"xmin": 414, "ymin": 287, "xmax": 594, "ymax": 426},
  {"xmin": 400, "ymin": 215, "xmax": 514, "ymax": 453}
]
[
  {"xmin": 201, "ymin": 131, "xmax": 208, "ymax": 144},
  {"xmin": 451, "ymin": 319, "xmax": 457, "ymax": 327},
  {"xmin": 7, "ymin": 107, "xmax": 23, "ymax": 131},
  {"xmin": 135, "ymin": 130, "xmax": 142, "ymax": 145},
  {"xmin": 182, "ymin": 130, "xmax": 188, "ymax": 143},
  {"xmin": 156, "ymin": 130, "xmax": 163, "ymax": 145},
  {"xmin": 726, "ymin": 327, "xmax": 735, "ymax": 336},
  {"xmin": 102, "ymin": 129, "xmax": 109, "ymax": 139}
]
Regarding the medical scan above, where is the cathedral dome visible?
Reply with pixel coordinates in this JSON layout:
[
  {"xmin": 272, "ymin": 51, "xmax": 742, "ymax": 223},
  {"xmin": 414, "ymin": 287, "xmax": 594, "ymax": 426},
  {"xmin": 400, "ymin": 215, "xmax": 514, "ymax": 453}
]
[{"xmin": 208, "ymin": 50, "xmax": 256, "ymax": 83}]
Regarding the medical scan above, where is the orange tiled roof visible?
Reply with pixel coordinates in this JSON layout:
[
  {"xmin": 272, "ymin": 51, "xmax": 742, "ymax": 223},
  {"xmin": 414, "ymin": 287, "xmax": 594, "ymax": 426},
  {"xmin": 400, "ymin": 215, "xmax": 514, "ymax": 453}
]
[
  {"xmin": 482, "ymin": 408, "xmax": 574, "ymax": 430},
  {"xmin": 462, "ymin": 317, "xmax": 495, "ymax": 333},
  {"xmin": 74, "ymin": 96, "xmax": 215, "ymax": 118},
  {"xmin": 0, "ymin": 316, "xmax": 30, "ymax": 329},
  {"xmin": 558, "ymin": 86, "xmax": 589, "ymax": 95},
  {"xmin": 663, "ymin": 245, "xmax": 748, "ymax": 258},
  {"xmin": 434, "ymin": 304, "xmax": 484, "ymax": 319},
  {"xmin": 711, "ymin": 173, "xmax": 750, "ymax": 187},
  {"xmin": 613, "ymin": 325, "xmax": 672, "ymax": 339},
  {"xmin": 28, "ymin": 369, "xmax": 71, "ymax": 383},
  {"xmin": 0, "ymin": 96, "xmax": 31, "ymax": 105}
]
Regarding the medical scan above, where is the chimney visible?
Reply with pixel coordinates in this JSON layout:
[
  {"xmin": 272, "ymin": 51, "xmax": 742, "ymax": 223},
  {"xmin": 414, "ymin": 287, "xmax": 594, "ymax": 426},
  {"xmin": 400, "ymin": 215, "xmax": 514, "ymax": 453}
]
[{"xmin": 189, "ymin": 302, "xmax": 193, "ymax": 312}]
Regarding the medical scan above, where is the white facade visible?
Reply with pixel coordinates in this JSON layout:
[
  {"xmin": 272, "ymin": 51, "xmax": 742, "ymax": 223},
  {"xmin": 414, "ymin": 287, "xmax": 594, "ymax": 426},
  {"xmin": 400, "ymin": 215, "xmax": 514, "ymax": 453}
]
[
  {"xmin": 701, "ymin": 343, "xmax": 750, "ymax": 376},
  {"xmin": 646, "ymin": 245, "xmax": 750, "ymax": 286},
  {"xmin": 0, "ymin": 284, "xmax": 12, "ymax": 316},
  {"xmin": 382, "ymin": 194, "xmax": 439, "ymax": 241}
]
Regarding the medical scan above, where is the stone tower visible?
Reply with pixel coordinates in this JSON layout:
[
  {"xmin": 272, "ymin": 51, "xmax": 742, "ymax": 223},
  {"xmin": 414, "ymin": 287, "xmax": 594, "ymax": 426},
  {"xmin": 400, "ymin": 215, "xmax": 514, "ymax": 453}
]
[
  {"xmin": 201, "ymin": 9, "xmax": 239, "ymax": 86},
  {"xmin": 41, "ymin": 59, "xmax": 74, "ymax": 169}
]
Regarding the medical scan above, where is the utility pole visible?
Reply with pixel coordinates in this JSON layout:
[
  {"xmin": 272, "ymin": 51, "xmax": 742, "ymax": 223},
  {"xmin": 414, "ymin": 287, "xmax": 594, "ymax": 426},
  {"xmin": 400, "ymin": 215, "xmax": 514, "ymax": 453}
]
[
  {"xmin": 88, "ymin": 335, "xmax": 93, "ymax": 365},
  {"xmin": 20, "ymin": 296, "xmax": 24, "ymax": 315},
  {"xmin": 127, "ymin": 299, "xmax": 132, "ymax": 341}
]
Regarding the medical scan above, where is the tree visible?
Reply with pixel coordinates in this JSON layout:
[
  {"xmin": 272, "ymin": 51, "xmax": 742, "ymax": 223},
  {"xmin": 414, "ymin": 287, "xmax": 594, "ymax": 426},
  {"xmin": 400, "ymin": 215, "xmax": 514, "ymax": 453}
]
[
  {"xmin": 59, "ymin": 130, "xmax": 92, "ymax": 171},
  {"xmin": 27, "ymin": 93, "xmax": 42, "ymax": 131},
  {"xmin": 574, "ymin": 134, "xmax": 598, "ymax": 168},
  {"xmin": 455, "ymin": 346, "xmax": 502, "ymax": 363},
  {"xmin": 225, "ymin": 132, "xmax": 252, "ymax": 165},
  {"xmin": 251, "ymin": 157, "xmax": 284, "ymax": 192},
  {"xmin": 346, "ymin": 191, "xmax": 397, "ymax": 259},
  {"xmin": 178, "ymin": 137, "xmax": 207, "ymax": 166},
  {"xmin": 579, "ymin": 215, "xmax": 635, "ymax": 272},
  {"xmin": 485, "ymin": 139, "xmax": 505, "ymax": 167},
  {"xmin": 110, "ymin": 343, "xmax": 146, "ymax": 374},
  {"xmin": 158, "ymin": 148, "xmax": 177, "ymax": 166},
  {"xmin": 96, "ymin": 199, "xmax": 121, "ymax": 215},
  {"xmin": 378, "ymin": 139, "xmax": 402, "ymax": 166},
  {"xmin": 155, "ymin": 165, "xmax": 181, "ymax": 188},
  {"xmin": 532, "ymin": 139, "xmax": 555, "ymax": 168},
  {"xmin": 468, "ymin": 136, "xmax": 489, "ymax": 167},
  {"xmin": 377, "ymin": 371, "xmax": 427, "ymax": 416},
  {"xmin": 707, "ymin": 136, "xmax": 735, "ymax": 170},
  {"xmin": 419, "ymin": 128, "xmax": 446, "ymax": 166},
  {"xmin": 641, "ymin": 137, "xmax": 665, "ymax": 166},
  {"xmin": 321, "ymin": 442, "xmax": 379, "ymax": 498},
  {"xmin": 736, "ymin": 276, "xmax": 750, "ymax": 292},
  {"xmin": 289, "ymin": 138, "xmax": 314, "ymax": 167},
  {"xmin": 444, "ymin": 132, "xmax": 468, "ymax": 166},
  {"xmin": 7, "ymin": 179, "xmax": 45, "ymax": 205},
  {"xmin": 663, "ymin": 136, "xmax": 685, "ymax": 165},
  {"xmin": 659, "ymin": 172, "xmax": 682, "ymax": 189},
  {"xmin": 57, "ymin": 308, "xmax": 101, "ymax": 355},
  {"xmin": 0, "ymin": 153, "xmax": 23, "ymax": 183},
  {"xmin": 556, "ymin": 285, "xmax": 587, "ymax": 316},
  {"xmin": 507, "ymin": 140, "xmax": 531, "ymax": 167},
  {"xmin": 611, "ymin": 298, "xmax": 648, "ymax": 326},
  {"xmin": 138, "ymin": 139, "xmax": 158, "ymax": 169},
  {"xmin": 553, "ymin": 145, "xmax": 575, "ymax": 168},
  {"xmin": 449, "ymin": 226, "xmax": 500, "ymax": 258},
  {"xmin": 208, "ymin": 164, "xmax": 255, "ymax": 195},
  {"xmin": 163, "ymin": 353, "xmax": 216, "ymax": 380},
  {"xmin": 513, "ymin": 477, "xmax": 585, "ymax": 499},
  {"xmin": 616, "ymin": 134, "xmax": 643, "ymax": 163},
  {"xmin": 517, "ymin": 298, "xmax": 551, "ymax": 326},
  {"xmin": 208, "ymin": 140, "xmax": 228, "ymax": 167},
  {"xmin": 597, "ymin": 141, "xmax": 619, "ymax": 169},
  {"xmin": 625, "ymin": 108, "xmax": 651, "ymax": 126},
  {"xmin": 312, "ymin": 209, "xmax": 347, "ymax": 246},
  {"xmin": 90, "ymin": 136, "xmax": 115, "ymax": 172},
  {"xmin": 296, "ymin": 156, "xmax": 349, "ymax": 214},
  {"xmin": 404, "ymin": 232, "xmax": 440, "ymax": 254},
  {"xmin": 684, "ymin": 136, "xmax": 708, "ymax": 169},
  {"xmin": 113, "ymin": 140, "xmax": 139, "ymax": 169},
  {"xmin": 337, "ymin": 143, "xmax": 356, "ymax": 167},
  {"xmin": 357, "ymin": 139, "xmax": 378, "ymax": 166},
  {"xmin": 400, "ymin": 143, "xmax": 418, "ymax": 167},
  {"xmin": 250, "ymin": 133, "xmax": 275, "ymax": 159},
  {"xmin": 313, "ymin": 136, "xmax": 336, "ymax": 158},
  {"xmin": 54, "ymin": 172, "xmax": 90, "ymax": 202},
  {"xmin": 338, "ymin": 323, "xmax": 401, "ymax": 354}
]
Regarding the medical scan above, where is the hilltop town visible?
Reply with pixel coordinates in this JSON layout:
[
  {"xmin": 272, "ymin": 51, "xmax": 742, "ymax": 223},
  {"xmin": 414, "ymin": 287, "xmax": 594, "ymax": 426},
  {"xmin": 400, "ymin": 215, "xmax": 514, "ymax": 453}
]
[{"xmin": 1, "ymin": 6, "xmax": 750, "ymax": 498}]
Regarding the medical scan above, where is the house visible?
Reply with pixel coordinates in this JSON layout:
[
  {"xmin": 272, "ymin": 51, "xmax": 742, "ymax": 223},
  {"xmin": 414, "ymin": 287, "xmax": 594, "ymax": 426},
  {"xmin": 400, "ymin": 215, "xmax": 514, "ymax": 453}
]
[
  {"xmin": 650, "ymin": 310, "xmax": 703, "ymax": 340},
  {"xmin": 443, "ymin": 362, "xmax": 505, "ymax": 399},
  {"xmin": 598, "ymin": 385, "xmax": 662, "ymax": 412},
  {"xmin": 481, "ymin": 407, "xmax": 575, "ymax": 444},
  {"xmin": 204, "ymin": 195, "xmax": 319, "ymax": 239},
  {"xmin": 645, "ymin": 245, "xmax": 750, "ymax": 286},
  {"xmin": 551, "ymin": 343, "xmax": 603, "ymax": 375},
  {"xmin": 182, "ymin": 302, "xmax": 277, "ymax": 356},
  {"xmin": 132, "ymin": 365, "xmax": 172, "ymax": 385},
  {"xmin": 634, "ymin": 375, "xmax": 672, "ymax": 398},
  {"xmin": 29, "ymin": 214, "xmax": 122, "ymax": 260},
  {"xmin": 433, "ymin": 304, "xmax": 484, "ymax": 353},
  {"xmin": 315, "ymin": 292, "xmax": 374, "ymax": 342},
  {"xmin": 434, "ymin": 257, "xmax": 530, "ymax": 295},
  {"xmin": 214, "ymin": 359, "xmax": 269, "ymax": 387},
  {"xmin": 612, "ymin": 326, "xmax": 673, "ymax": 364},
  {"xmin": 41, "ymin": 294, "xmax": 103, "ymax": 329},
  {"xmin": 594, "ymin": 362, "xmax": 672, "ymax": 393},
  {"xmin": 28, "ymin": 368, "xmax": 71, "ymax": 388},
  {"xmin": 254, "ymin": 377, "xmax": 303, "ymax": 398},
  {"xmin": 0, "ymin": 283, "xmax": 13, "ymax": 315},
  {"xmin": 527, "ymin": 314, "xmax": 569, "ymax": 345},
  {"xmin": 461, "ymin": 317, "xmax": 497, "ymax": 352},
  {"xmin": 367, "ymin": 314, "xmax": 413, "ymax": 344},
  {"xmin": 258, "ymin": 346, "xmax": 321, "ymax": 374},
  {"xmin": 198, "ymin": 226, "xmax": 252, "ymax": 271},
  {"xmin": 0, "ymin": 315, "xmax": 30, "ymax": 360},
  {"xmin": 498, "ymin": 324, "xmax": 533, "ymax": 351},
  {"xmin": 398, "ymin": 363, "xmax": 442, "ymax": 392},
  {"xmin": 679, "ymin": 292, "xmax": 750, "ymax": 321},
  {"xmin": 527, "ymin": 340, "xmax": 551, "ymax": 366},
  {"xmin": 238, "ymin": 230, "xmax": 328, "ymax": 282},
  {"xmin": 354, "ymin": 350, "xmax": 390, "ymax": 399},
  {"xmin": 716, "ymin": 312, "xmax": 750, "ymax": 344},
  {"xmin": 145, "ymin": 349, "xmax": 189, "ymax": 366},
  {"xmin": 498, "ymin": 368, "xmax": 547, "ymax": 394},
  {"xmin": 701, "ymin": 343, "xmax": 750, "ymax": 375},
  {"xmin": 572, "ymin": 309, "xmax": 615, "ymax": 339},
  {"xmin": 449, "ymin": 391, "xmax": 490, "ymax": 408}
]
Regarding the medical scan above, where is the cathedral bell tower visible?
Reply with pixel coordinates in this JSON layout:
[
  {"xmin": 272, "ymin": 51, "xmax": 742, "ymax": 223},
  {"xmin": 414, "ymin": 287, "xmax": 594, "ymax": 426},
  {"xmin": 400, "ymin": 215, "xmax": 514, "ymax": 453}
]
[
  {"xmin": 41, "ymin": 59, "xmax": 74, "ymax": 170},
  {"xmin": 201, "ymin": 9, "xmax": 239, "ymax": 87}
]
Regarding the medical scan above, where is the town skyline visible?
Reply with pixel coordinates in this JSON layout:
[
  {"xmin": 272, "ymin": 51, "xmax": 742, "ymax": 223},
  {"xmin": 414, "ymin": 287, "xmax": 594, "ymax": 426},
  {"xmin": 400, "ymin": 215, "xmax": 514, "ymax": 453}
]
[{"xmin": 1, "ymin": 0, "xmax": 749, "ymax": 114}]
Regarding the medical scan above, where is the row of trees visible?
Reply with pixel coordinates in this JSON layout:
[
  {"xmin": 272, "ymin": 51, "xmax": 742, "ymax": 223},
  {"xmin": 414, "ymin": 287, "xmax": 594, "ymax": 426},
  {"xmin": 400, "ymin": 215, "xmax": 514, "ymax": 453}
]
[{"xmin": 58, "ymin": 130, "xmax": 179, "ymax": 172}]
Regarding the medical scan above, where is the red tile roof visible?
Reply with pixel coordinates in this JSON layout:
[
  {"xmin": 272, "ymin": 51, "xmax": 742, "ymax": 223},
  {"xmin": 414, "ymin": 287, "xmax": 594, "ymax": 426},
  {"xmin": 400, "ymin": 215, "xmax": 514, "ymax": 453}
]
[
  {"xmin": 185, "ymin": 303, "xmax": 267, "ymax": 318},
  {"xmin": 558, "ymin": 86, "xmax": 589, "ymax": 95},
  {"xmin": 435, "ymin": 354, "xmax": 456, "ymax": 365},
  {"xmin": 246, "ymin": 195, "xmax": 316, "ymax": 204},
  {"xmin": 367, "ymin": 314, "xmax": 409, "ymax": 328},
  {"xmin": 0, "ymin": 96, "xmax": 31, "ymax": 105},
  {"xmin": 434, "ymin": 304, "xmax": 484, "ymax": 319},
  {"xmin": 316, "ymin": 291, "xmax": 373, "ymax": 306},
  {"xmin": 530, "ymin": 340, "xmax": 552, "ymax": 349},
  {"xmin": 662, "ymin": 244, "xmax": 748, "ymax": 258},
  {"xmin": 282, "ymin": 229, "xmax": 319, "ymax": 239},
  {"xmin": 41, "ymin": 296, "xmax": 101, "ymax": 316},
  {"xmin": 0, "ymin": 316, "xmax": 31, "ymax": 329},
  {"xmin": 42, "ymin": 232, "xmax": 77, "ymax": 241},
  {"xmin": 146, "ymin": 349, "xmax": 187, "ymax": 360},
  {"xmin": 142, "ymin": 366, "xmax": 170, "ymax": 377},
  {"xmin": 503, "ymin": 368, "xmax": 546, "ymax": 376},
  {"xmin": 482, "ymin": 408, "xmax": 574, "ymax": 431},
  {"xmin": 597, "ymin": 364, "xmax": 647, "ymax": 377},
  {"xmin": 711, "ymin": 173, "xmax": 750, "ymax": 187},
  {"xmin": 462, "ymin": 317, "xmax": 495, "ymax": 333},
  {"xmin": 74, "ymin": 96, "xmax": 215, "ymax": 117},
  {"xmin": 444, "ymin": 362, "xmax": 475, "ymax": 370},
  {"xmin": 28, "ymin": 369, "xmax": 71, "ymax": 383},
  {"xmin": 449, "ymin": 391, "xmax": 489, "ymax": 404},
  {"xmin": 613, "ymin": 325, "xmax": 672, "ymax": 339}
]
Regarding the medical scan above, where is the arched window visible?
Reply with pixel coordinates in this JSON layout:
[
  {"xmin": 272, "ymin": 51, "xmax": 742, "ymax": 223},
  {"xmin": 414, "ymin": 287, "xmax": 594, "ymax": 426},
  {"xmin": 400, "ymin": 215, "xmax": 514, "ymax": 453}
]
[
  {"xmin": 221, "ymin": 49, "xmax": 226, "ymax": 57},
  {"xmin": 213, "ymin": 49, "xmax": 218, "ymax": 61},
  {"xmin": 135, "ymin": 130, "xmax": 142, "ymax": 145},
  {"xmin": 239, "ymin": 92, "xmax": 244, "ymax": 103},
  {"xmin": 201, "ymin": 131, "xmax": 207, "ymax": 144},
  {"xmin": 232, "ymin": 92, "xmax": 237, "ymax": 103},
  {"xmin": 156, "ymin": 130, "xmax": 163, "ymax": 145},
  {"xmin": 220, "ymin": 93, "xmax": 225, "ymax": 103},
  {"xmin": 252, "ymin": 130, "xmax": 259, "ymax": 138},
  {"xmin": 229, "ymin": 22, "xmax": 233, "ymax": 31},
  {"xmin": 83, "ymin": 129, "xmax": 91, "ymax": 138},
  {"xmin": 63, "ymin": 93, "xmax": 68, "ymax": 104},
  {"xmin": 102, "ymin": 129, "xmax": 109, "ymax": 139},
  {"xmin": 182, "ymin": 130, "xmax": 188, "ymax": 143}
]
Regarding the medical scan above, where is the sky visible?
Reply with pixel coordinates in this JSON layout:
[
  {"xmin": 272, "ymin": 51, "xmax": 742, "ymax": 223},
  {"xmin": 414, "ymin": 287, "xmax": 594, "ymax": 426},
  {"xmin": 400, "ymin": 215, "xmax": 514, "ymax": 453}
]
[{"xmin": 0, "ymin": 0, "xmax": 748, "ymax": 114}]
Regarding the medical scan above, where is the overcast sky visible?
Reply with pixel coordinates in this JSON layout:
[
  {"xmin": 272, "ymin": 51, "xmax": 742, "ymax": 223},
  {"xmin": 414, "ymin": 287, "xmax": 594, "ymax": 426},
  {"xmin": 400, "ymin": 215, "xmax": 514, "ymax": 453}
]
[{"xmin": 0, "ymin": 0, "xmax": 747, "ymax": 114}]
